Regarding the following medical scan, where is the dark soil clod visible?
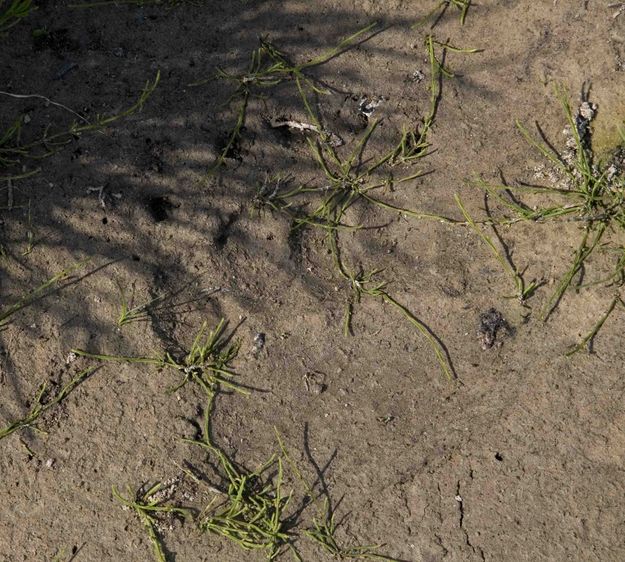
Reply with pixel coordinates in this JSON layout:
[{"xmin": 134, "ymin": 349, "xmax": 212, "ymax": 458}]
[{"xmin": 477, "ymin": 308, "xmax": 510, "ymax": 350}]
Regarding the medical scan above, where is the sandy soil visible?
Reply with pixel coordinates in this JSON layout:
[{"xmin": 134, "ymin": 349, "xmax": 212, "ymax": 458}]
[{"xmin": 2, "ymin": 1, "xmax": 625, "ymax": 561}]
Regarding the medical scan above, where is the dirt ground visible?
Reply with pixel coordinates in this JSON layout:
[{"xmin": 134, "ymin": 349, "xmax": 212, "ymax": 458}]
[{"xmin": 2, "ymin": 1, "xmax": 625, "ymax": 561}]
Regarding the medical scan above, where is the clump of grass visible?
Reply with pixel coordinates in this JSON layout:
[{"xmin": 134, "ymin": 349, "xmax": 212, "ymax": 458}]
[
  {"xmin": 195, "ymin": 23, "xmax": 378, "ymax": 173},
  {"xmin": 476, "ymin": 85, "xmax": 625, "ymax": 347},
  {"xmin": 182, "ymin": 390, "xmax": 295, "ymax": 560},
  {"xmin": 0, "ymin": 0, "xmax": 34, "ymax": 35},
  {"xmin": 0, "ymin": 72, "xmax": 160, "ymax": 182},
  {"xmin": 470, "ymin": 87, "xmax": 625, "ymax": 348},
  {"xmin": 78, "ymin": 318, "xmax": 274, "ymax": 559},
  {"xmin": 189, "ymin": 408, "xmax": 394, "ymax": 560},
  {"xmin": 256, "ymin": 119, "xmax": 446, "ymax": 233},
  {"xmin": 196, "ymin": 446, "xmax": 293, "ymax": 558},
  {"xmin": 113, "ymin": 482, "xmax": 191, "ymax": 562},
  {"xmin": 230, "ymin": 28, "xmax": 479, "ymax": 230},
  {"xmin": 255, "ymin": 34, "xmax": 480, "ymax": 230},
  {"xmin": 113, "ymin": 318, "xmax": 297, "ymax": 559},
  {"xmin": 73, "ymin": 318, "xmax": 245, "ymax": 395},
  {"xmin": 0, "ymin": 367, "xmax": 96, "ymax": 442}
]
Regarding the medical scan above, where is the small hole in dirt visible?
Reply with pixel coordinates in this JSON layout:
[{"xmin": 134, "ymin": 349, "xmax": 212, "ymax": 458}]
[
  {"xmin": 495, "ymin": 452, "xmax": 504, "ymax": 462},
  {"xmin": 146, "ymin": 196, "xmax": 173, "ymax": 222},
  {"xmin": 101, "ymin": 217, "xmax": 108, "ymax": 225},
  {"xmin": 131, "ymin": 254, "xmax": 140, "ymax": 261}
]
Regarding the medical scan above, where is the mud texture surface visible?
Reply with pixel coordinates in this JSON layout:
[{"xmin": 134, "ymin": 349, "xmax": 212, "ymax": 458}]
[{"xmin": 2, "ymin": 2, "xmax": 625, "ymax": 561}]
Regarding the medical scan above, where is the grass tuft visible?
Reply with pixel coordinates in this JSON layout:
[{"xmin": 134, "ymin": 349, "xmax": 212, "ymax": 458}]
[
  {"xmin": 73, "ymin": 318, "xmax": 245, "ymax": 395},
  {"xmin": 183, "ymin": 385, "xmax": 295, "ymax": 559},
  {"xmin": 476, "ymin": 84, "xmax": 625, "ymax": 347},
  {"xmin": 113, "ymin": 483, "xmax": 192, "ymax": 562}
]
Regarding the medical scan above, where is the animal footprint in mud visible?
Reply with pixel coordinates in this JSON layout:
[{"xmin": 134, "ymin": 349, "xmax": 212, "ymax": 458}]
[{"xmin": 477, "ymin": 308, "xmax": 511, "ymax": 350}]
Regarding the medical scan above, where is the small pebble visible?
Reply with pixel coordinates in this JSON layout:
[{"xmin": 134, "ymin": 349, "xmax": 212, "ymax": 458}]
[
  {"xmin": 252, "ymin": 332, "xmax": 265, "ymax": 356},
  {"xmin": 411, "ymin": 69, "xmax": 425, "ymax": 82}
]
